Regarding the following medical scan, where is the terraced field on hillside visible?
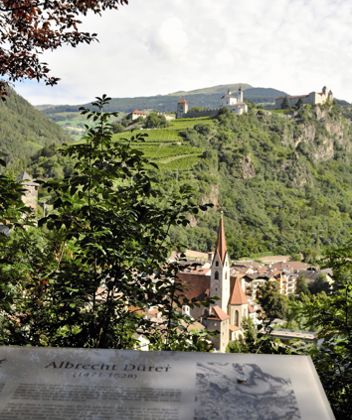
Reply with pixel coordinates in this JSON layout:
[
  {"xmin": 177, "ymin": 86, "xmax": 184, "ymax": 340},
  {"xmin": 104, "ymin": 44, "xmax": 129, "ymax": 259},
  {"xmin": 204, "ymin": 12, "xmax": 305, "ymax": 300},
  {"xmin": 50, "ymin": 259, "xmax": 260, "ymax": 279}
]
[{"xmin": 113, "ymin": 117, "xmax": 213, "ymax": 171}]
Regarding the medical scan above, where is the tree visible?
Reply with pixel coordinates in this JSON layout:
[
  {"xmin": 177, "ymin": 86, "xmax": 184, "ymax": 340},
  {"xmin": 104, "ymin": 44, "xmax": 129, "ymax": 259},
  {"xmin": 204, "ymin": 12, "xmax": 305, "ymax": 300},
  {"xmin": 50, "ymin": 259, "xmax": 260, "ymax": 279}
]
[
  {"xmin": 143, "ymin": 112, "xmax": 168, "ymax": 129},
  {"xmin": 0, "ymin": 0, "xmax": 128, "ymax": 98},
  {"xmin": 281, "ymin": 96, "xmax": 290, "ymax": 110},
  {"xmin": 296, "ymin": 274, "xmax": 310, "ymax": 295},
  {"xmin": 240, "ymin": 247, "xmax": 352, "ymax": 417},
  {"xmin": 227, "ymin": 318, "xmax": 256, "ymax": 353},
  {"xmin": 294, "ymin": 98, "xmax": 303, "ymax": 109},
  {"xmin": 0, "ymin": 154, "xmax": 31, "ymax": 228},
  {"xmin": 0, "ymin": 226, "xmax": 60, "ymax": 345},
  {"xmin": 256, "ymin": 281, "xmax": 289, "ymax": 322},
  {"xmin": 308, "ymin": 273, "xmax": 331, "ymax": 294},
  {"xmin": 300, "ymin": 247, "xmax": 352, "ymax": 418},
  {"xmin": 188, "ymin": 106, "xmax": 209, "ymax": 113},
  {"xmin": 227, "ymin": 317, "xmax": 304, "ymax": 355}
]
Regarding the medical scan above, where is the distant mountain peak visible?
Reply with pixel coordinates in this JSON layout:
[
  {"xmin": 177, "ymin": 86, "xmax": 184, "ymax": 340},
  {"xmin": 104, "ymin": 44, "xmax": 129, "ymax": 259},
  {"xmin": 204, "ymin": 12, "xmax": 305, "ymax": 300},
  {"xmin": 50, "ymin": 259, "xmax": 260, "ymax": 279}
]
[{"xmin": 169, "ymin": 83, "xmax": 253, "ymax": 96}]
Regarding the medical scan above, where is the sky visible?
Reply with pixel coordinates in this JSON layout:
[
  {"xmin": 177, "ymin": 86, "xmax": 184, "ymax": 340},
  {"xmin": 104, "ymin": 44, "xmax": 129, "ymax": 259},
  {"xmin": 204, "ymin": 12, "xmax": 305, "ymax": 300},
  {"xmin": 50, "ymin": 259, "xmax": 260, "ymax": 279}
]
[{"xmin": 14, "ymin": 0, "xmax": 352, "ymax": 105}]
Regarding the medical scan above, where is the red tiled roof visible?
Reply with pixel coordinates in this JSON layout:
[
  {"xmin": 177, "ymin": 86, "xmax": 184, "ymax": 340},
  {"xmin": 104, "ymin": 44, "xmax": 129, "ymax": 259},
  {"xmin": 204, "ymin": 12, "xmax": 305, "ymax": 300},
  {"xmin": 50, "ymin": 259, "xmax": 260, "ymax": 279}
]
[
  {"xmin": 178, "ymin": 97, "xmax": 188, "ymax": 104},
  {"xmin": 214, "ymin": 214, "xmax": 227, "ymax": 264},
  {"xmin": 230, "ymin": 277, "xmax": 248, "ymax": 305},
  {"xmin": 270, "ymin": 261, "xmax": 311, "ymax": 272},
  {"xmin": 177, "ymin": 272, "xmax": 210, "ymax": 300},
  {"xmin": 132, "ymin": 109, "xmax": 146, "ymax": 115},
  {"xmin": 209, "ymin": 305, "xmax": 230, "ymax": 321}
]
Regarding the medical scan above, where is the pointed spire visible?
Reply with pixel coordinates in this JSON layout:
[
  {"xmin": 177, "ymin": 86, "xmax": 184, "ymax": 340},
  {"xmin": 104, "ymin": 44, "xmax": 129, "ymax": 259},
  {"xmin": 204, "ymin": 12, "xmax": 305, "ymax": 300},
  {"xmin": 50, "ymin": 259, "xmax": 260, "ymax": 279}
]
[
  {"xmin": 230, "ymin": 277, "xmax": 248, "ymax": 305},
  {"xmin": 214, "ymin": 212, "xmax": 227, "ymax": 264}
]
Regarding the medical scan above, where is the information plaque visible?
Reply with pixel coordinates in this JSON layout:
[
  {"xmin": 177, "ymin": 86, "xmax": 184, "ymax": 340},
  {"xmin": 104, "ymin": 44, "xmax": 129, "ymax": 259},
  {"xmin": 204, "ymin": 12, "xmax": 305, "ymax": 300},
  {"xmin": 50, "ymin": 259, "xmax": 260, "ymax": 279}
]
[{"xmin": 0, "ymin": 346, "xmax": 334, "ymax": 419}]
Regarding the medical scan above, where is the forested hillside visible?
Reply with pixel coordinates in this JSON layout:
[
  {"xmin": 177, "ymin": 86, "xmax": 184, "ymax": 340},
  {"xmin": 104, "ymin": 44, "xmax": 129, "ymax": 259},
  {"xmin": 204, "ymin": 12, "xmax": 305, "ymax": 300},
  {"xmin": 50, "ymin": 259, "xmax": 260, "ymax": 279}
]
[
  {"xmin": 0, "ymin": 88, "xmax": 69, "ymax": 170},
  {"xmin": 166, "ymin": 104, "xmax": 352, "ymax": 258}
]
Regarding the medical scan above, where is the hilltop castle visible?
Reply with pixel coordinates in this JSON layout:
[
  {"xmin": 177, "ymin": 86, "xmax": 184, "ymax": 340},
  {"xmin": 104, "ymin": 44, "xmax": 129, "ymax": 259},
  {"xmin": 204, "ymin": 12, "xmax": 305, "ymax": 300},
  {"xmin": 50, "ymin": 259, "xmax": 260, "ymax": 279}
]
[
  {"xmin": 221, "ymin": 87, "xmax": 248, "ymax": 115},
  {"xmin": 275, "ymin": 86, "xmax": 333, "ymax": 108}
]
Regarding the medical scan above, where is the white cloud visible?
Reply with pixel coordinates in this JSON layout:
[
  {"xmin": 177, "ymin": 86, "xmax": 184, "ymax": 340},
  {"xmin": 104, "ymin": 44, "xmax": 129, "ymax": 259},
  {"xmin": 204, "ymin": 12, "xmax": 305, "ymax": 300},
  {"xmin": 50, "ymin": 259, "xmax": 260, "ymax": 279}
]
[
  {"xmin": 13, "ymin": 0, "xmax": 352, "ymax": 104},
  {"xmin": 147, "ymin": 17, "xmax": 189, "ymax": 60}
]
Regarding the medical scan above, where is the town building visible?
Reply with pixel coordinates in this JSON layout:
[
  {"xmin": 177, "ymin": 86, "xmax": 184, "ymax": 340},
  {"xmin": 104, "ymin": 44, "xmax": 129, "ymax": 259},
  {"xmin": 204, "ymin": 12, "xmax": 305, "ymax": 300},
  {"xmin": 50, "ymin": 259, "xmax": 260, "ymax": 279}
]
[{"xmin": 130, "ymin": 109, "xmax": 147, "ymax": 120}]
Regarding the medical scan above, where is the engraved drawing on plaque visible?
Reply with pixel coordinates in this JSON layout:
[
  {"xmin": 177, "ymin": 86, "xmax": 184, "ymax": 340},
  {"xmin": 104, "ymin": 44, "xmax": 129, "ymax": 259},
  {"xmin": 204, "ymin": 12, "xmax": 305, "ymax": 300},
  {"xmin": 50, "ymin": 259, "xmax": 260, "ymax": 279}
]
[{"xmin": 195, "ymin": 362, "xmax": 301, "ymax": 420}]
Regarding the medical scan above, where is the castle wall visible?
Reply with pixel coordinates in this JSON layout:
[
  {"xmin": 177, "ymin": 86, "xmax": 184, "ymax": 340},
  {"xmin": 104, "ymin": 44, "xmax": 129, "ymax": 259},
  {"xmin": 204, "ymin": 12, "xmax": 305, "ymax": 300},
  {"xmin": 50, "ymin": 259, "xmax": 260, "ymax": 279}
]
[
  {"xmin": 182, "ymin": 110, "xmax": 219, "ymax": 119},
  {"xmin": 275, "ymin": 88, "xmax": 333, "ymax": 108},
  {"xmin": 229, "ymin": 103, "xmax": 248, "ymax": 115},
  {"xmin": 275, "ymin": 96, "xmax": 308, "ymax": 108}
]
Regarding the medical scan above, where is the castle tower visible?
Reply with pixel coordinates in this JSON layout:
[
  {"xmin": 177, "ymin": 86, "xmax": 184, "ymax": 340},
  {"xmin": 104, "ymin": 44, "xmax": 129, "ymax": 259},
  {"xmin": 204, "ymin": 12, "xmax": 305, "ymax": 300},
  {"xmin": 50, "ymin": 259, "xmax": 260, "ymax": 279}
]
[
  {"xmin": 176, "ymin": 97, "xmax": 188, "ymax": 119},
  {"xmin": 210, "ymin": 213, "xmax": 231, "ymax": 313},
  {"xmin": 237, "ymin": 87, "xmax": 244, "ymax": 103}
]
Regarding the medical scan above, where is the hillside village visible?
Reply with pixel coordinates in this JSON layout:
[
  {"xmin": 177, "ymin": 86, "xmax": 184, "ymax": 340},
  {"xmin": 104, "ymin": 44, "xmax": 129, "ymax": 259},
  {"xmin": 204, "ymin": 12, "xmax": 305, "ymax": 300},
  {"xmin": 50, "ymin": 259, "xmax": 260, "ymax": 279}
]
[
  {"xmin": 176, "ymin": 215, "xmax": 331, "ymax": 352},
  {"xmin": 15, "ymin": 172, "xmax": 332, "ymax": 353}
]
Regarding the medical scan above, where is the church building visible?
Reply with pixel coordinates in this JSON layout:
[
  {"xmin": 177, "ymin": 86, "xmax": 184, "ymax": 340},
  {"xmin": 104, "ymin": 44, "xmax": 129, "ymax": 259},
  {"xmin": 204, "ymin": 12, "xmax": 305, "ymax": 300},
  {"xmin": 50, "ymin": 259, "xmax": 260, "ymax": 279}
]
[
  {"xmin": 179, "ymin": 214, "xmax": 248, "ymax": 352},
  {"xmin": 221, "ymin": 87, "xmax": 248, "ymax": 115}
]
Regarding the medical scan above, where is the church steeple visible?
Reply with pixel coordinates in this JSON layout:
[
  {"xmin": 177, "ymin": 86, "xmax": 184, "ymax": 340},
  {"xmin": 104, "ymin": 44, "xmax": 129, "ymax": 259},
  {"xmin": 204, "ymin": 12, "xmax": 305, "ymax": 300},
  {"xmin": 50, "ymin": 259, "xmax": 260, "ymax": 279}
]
[
  {"xmin": 214, "ymin": 212, "xmax": 227, "ymax": 264},
  {"xmin": 210, "ymin": 213, "xmax": 231, "ymax": 313}
]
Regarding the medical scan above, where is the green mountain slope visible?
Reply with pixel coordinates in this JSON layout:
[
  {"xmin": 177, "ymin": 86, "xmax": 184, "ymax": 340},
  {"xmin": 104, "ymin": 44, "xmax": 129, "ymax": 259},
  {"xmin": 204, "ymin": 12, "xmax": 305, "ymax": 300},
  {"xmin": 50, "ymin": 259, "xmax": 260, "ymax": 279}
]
[
  {"xmin": 161, "ymin": 104, "xmax": 352, "ymax": 258},
  {"xmin": 112, "ymin": 117, "xmax": 212, "ymax": 171},
  {"xmin": 48, "ymin": 101, "xmax": 351, "ymax": 258},
  {"xmin": 32, "ymin": 88, "xmax": 352, "ymax": 258},
  {"xmin": 0, "ymin": 88, "xmax": 69, "ymax": 170}
]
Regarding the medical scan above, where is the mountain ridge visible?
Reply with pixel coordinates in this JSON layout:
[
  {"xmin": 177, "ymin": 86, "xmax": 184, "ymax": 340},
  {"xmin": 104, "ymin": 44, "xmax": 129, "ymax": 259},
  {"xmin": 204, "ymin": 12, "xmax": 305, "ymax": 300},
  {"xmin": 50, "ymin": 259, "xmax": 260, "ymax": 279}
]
[
  {"xmin": 38, "ymin": 84, "xmax": 289, "ymax": 115},
  {"xmin": 169, "ymin": 83, "xmax": 253, "ymax": 96}
]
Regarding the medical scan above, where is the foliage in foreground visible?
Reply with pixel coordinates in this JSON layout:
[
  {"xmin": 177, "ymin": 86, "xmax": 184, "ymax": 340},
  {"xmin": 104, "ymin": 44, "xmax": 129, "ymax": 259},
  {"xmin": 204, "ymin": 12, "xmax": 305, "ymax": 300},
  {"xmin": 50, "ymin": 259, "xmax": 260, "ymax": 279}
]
[
  {"xmin": 304, "ymin": 248, "xmax": 352, "ymax": 418},
  {"xmin": 0, "ymin": 96, "xmax": 212, "ymax": 351}
]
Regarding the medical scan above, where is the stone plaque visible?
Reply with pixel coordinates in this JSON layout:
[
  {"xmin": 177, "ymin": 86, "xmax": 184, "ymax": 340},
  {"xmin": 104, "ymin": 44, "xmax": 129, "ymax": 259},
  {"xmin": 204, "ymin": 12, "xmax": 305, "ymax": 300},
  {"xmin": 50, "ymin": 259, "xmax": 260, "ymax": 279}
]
[{"xmin": 0, "ymin": 347, "xmax": 334, "ymax": 419}]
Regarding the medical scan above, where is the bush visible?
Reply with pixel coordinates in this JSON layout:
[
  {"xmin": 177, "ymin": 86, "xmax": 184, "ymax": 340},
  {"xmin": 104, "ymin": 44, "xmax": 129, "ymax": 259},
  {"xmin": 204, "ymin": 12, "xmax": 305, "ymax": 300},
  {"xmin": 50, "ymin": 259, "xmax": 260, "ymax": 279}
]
[{"xmin": 143, "ymin": 112, "xmax": 168, "ymax": 129}]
